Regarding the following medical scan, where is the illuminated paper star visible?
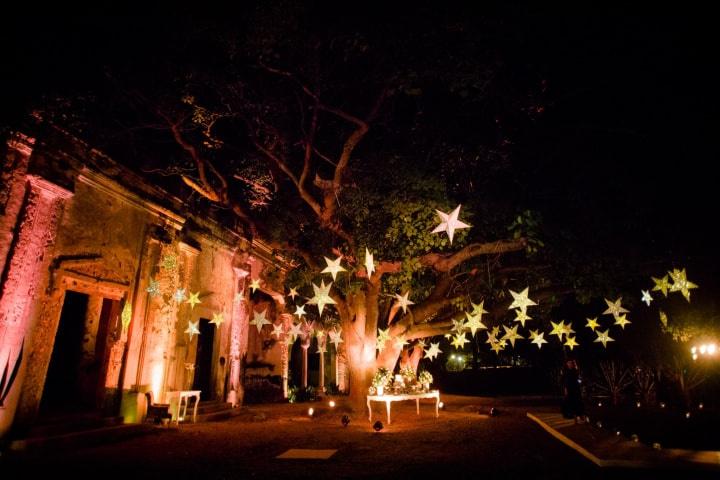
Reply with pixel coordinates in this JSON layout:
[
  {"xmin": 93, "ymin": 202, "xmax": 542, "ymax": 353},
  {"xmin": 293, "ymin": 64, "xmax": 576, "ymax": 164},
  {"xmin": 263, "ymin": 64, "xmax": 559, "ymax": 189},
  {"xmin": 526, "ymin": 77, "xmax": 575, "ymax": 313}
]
[
  {"xmin": 161, "ymin": 254, "xmax": 178, "ymax": 271},
  {"xmin": 451, "ymin": 332, "xmax": 469, "ymax": 349},
  {"xmin": 594, "ymin": 329, "xmax": 614, "ymax": 348},
  {"xmin": 287, "ymin": 287, "xmax": 299, "ymax": 300},
  {"xmin": 452, "ymin": 317, "xmax": 467, "ymax": 333},
  {"xmin": 315, "ymin": 329, "xmax": 325, "ymax": 339},
  {"xmin": 432, "ymin": 204, "xmax": 470, "ymax": 244},
  {"xmin": 146, "ymin": 279, "xmax": 161, "ymax": 298},
  {"xmin": 173, "ymin": 288, "xmax": 187, "ymax": 302},
  {"xmin": 250, "ymin": 309, "xmax": 271, "ymax": 333},
  {"xmin": 508, "ymin": 287, "xmax": 537, "ymax": 313},
  {"xmin": 651, "ymin": 275, "xmax": 671, "ymax": 297},
  {"xmin": 186, "ymin": 291, "xmax": 201, "ymax": 309},
  {"xmin": 249, "ymin": 278, "xmax": 261, "ymax": 293},
  {"xmin": 234, "ymin": 291, "xmax": 245, "ymax": 303},
  {"xmin": 377, "ymin": 328, "xmax": 391, "ymax": 351},
  {"xmin": 393, "ymin": 335, "xmax": 408, "ymax": 349},
  {"xmin": 321, "ymin": 256, "xmax": 347, "ymax": 281},
  {"xmin": 529, "ymin": 330, "xmax": 548, "ymax": 349},
  {"xmin": 490, "ymin": 325, "xmax": 501, "ymax": 337},
  {"xmin": 121, "ymin": 303, "xmax": 132, "ymax": 333},
  {"xmin": 306, "ymin": 280, "xmax": 337, "ymax": 316},
  {"xmin": 185, "ymin": 320, "xmax": 200, "ymax": 340},
  {"xmin": 486, "ymin": 330, "xmax": 498, "ymax": 344},
  {"xmin": 364, "ymin": 248, "xmax": 375, "ymax": 279},
  {"xmin": 271, "ymin": 323, "xmax": 284, "ymax": 338},
  {"xmin": 393, "ymin": 291, "xmax": 415, "ymax": 314},
  {"xmin": 294, "ymin": 304, "xmax": 307, "ymax": 319},
  {"xmin": 614, "ymin": 314, "xmax": 631, "ymax": 329},
  {"xmin": 603, "ymin": 297, "xmax": 629, "ymax": 319},
  {"xmin": 585, "ymin": 317, "xmax": 600, "ymax": 331},
  {"xmin": 564, "ymin": 336, "xmax": 579, "ymax": 351},
  {"xmin": 289, "ymin": 322, "xmax": 304, "ymax": 337},
  {"xmin": 490, "ymin": 340, "xmax": 506, "ymax": 354},
  {"xmin": 549, "ymin": 320, "xmax": 566, "ymax": 340},
  {"xmin": 424, "ymin": 342, "xmax": 442, "ymax": 361},
  {"xmin": 668, "ymin": 268, "xmax": 698, "ymax": 302},
  {"xmin": 416, "ymin": 339, "xmax": 427, "ymax": 349},
  {"xmin": 470, "ymin": 301, "xmax": 489, "ymax": 317},
  {"xmin": 641, "ymin": 290, "xmax": 653, "ymax": 306},
  {"xmin": 512, "ymin": 308, "xmax": 532, "ymax": 327},
  {"xmin": 659, "ymin": 310, "xmax": 668, "ymax": 327},
  {"xmin": 464, "ymin": 312, "xmax": 487, "ymax": 336},
  {"xmin": 502, "ymin": 324, "xmax": 524, "ymax": 348},
  {"xmin": 329, "ymin": 329, "xmax": 344, "ymax": 349},
  {"xmin": 560, "ymin": 322, "xmax": 576, "ymax": 338},
  {"xmin": 210, "ymin": 312, "xmax": 225, "ymax": 326},
  {"xmin": 316, "ymin": 344, "xmax": 327, "ymax": 354}
]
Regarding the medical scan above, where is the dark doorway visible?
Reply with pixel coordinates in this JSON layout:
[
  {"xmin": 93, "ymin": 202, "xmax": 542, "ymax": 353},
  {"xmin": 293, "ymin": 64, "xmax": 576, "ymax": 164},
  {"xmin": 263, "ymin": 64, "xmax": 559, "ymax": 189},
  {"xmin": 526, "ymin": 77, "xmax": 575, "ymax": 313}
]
[
  {"xmin": 192, "ymin": 318, "xmax": 215, "ymax": 400},
  {"xmin": 40, "ymin": 290, "xmax": 89, "ymax": 414}
]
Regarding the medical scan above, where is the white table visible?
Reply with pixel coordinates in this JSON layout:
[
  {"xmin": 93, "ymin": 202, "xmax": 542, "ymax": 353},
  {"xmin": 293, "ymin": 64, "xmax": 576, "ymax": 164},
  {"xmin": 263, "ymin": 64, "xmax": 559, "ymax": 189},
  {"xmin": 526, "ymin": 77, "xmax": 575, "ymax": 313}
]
[
  {"xmin": 165, "ymin": 390, "xmax": 201, "ymax": 424},
  {"xmin": 367, "ymin": 390, "xmax": 440, "ymax": 424}
]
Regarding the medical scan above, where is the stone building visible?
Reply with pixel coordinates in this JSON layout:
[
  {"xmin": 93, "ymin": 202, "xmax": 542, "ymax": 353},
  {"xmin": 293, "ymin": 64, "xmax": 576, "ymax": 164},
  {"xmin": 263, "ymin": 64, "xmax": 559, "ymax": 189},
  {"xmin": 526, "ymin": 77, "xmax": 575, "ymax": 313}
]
[{"xmin": 0, "ymin": 122, "xmax": 323, "ymax": 441}]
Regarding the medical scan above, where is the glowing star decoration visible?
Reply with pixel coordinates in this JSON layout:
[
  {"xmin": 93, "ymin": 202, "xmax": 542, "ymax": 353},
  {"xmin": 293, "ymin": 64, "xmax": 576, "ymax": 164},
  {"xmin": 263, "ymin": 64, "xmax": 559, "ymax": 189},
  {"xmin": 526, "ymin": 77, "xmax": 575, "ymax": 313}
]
[
  {"xmin": 271, "ymin": 323, "xmax": 284, "ymax": 338},
  {"xmin": 329, "ymin": 329, "xmax": 344, "ymax": 349},
  {"xmin": 377, "ymin": 328, "xmax": 391, "ymax": 351},
  {"xmin": 560, "ymin": 322, "xmax": 576, "ymax": 338},
  {"xmin": 234, "ymin": 291, "xmax": 245, "ymax": 303},
  {"xmin": 364, "ymin": 248, "xmax": 375, "ymax": 279},
  {"xmin": 424, "ymin": 342, "xmax": 442, "ymax": 361},
  {"xmin": 529, "ymin": 330, "xmax": 548, "ymax": 349},
  {"xmin": 315, "ymin": 329, "xmax": 325, "ymax": 340},
  {"xmin": 452, "ymin": 318, "xmax": 467, "ymax": 334},
  {"xmin": 508, "ymin": 287, "xmax": 537, "ymax": 313},
  {"xmin": 121, "ymin": 302, "xmax": 132, "ymax": 333},
  {"xmin": 289, "ymin": 322, "xmax": 304, "ymax": 338},
  {"xmin": 321, "ymin": 256, "xmax": 347, "ymax": 281},
  {"xmin": 287, "ymin": 287, "xmax": 299, "ymax": 300},
  {"xmin": 659, "ymin": 310, "xmax": 668, "ymax": 328},
  {"xmin": 294, "ymin": 304, "xmax": 307, "ymax": 319},
  {"xmin": 512, "ymin": 308, "xmax": 532, "ymax": 327},
  {"xmin": 490, "ymin": 325, "xmax": 501, "ymax": 337},
  {"xmin": 501, "ymin": 324, "xmax": 524, "ymax": 348},
  {"xmin": 393, "ymin": 291, "xmax": 415, "ymax": 314},
  {"xmin": 614, "ymin": 314, "xmax": 631, "ymax": 330},
  {"xmin": 486, "ymin": 330, "xmax": 498, "ymax": 344},
  {"xmin": 161, "ymin": 254, "xmax": 178, "ymax": 271},
  {"xmin": 451, "ymin": 332, "xmax": 469, "ymax": 349},
  {"xmin": 186, "ymin": 291, "xmax": 201, "ymax": 309},
  {"xmin": 641, "ymin": 290, "xmax": 653, "ymax": 307},
  {"xmin": 594, "ymin": 329, "xmax": 615, "ymax": 348},
  {"xmin": 652, "ymin": 275, "xmax": 671, "ymax": 297},
  {"xmin": 603, "ymin": 298, "xmax": 629, "ymax": 319},
  {"xmin": 316, "ymin": 344, "xmax": 327, "ymax": 355},
  {"xmin": 173, "ymin": 288, "xmax": 187, "ymax": 303},
  {"xmin": 564, "ymin": 336, "xmax": 579, "ymax": 351},
  {"xmin": 490, "ymin": 340, "xmax": 506, "ymax": 354},
  {"xmin": 668, "ymin": 268, "xmax": 698, "ymax": 302},
  {"xmin": 393, "ymin": 335, "xmax": 408, "ymax": 349},
  {"xmin": 249, "ymin": 278, "xmax": 261, "ymax": 293},
  {"xmin": 185, "ymin": 320, "xmax": 200, "ymax": 340},
  {"xmin": 432, "ymin": 204, "xmax": 470, "ymax": 244},
  {"xmin": 306, "ymin": 280, "xmax": 336, "ymax": 317},
  {"xmin": 549, "ymin": 321, "xmax": 566, "ymax": 340},
  {"xmin": 464, "ymin": 312, "xmax": 488, "ymax": 336},
  {"xmin": 416, "ymin": 339, "xmax": 427, "ymax": 349},
  {"xmin": 250, "ymin": 309, "xmax": 271, "ymax": 333},
  {"xmin": 146, "ymin": 279, "xmax": 161, "ymax": 298},
  {"xmin": 586, "ymin": 317, "xmax": 600, "ymax": 331},
  {"xmin": 210, "ymin": 312, "xmax": 225, "ymax": 327},
  {"xmin": 470, "ymin": 301, "xmax": 489, "ymax": 317}
]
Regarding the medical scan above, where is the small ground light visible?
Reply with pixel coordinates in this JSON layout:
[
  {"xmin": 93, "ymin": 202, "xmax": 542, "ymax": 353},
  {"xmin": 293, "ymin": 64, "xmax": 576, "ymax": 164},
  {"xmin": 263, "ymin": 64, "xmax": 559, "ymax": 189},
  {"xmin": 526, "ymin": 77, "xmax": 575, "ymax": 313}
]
[
  {"xmin": 653, "ymin": 443, "xmax": 662, "ymax": 450},
  {"xmin": 329, "ymin": 400, "xmax": 336, "ymax": 408},
  {"xmin": 616, "ymin": 431, "xmax": 621, "ymax": 436},
  {"xmin": 660, "ymin": 402, "xmax": 666, "ymax": 408},
  {"xmin": 596, "ymin": 421, "xmax": 603, "ymax": 428},
  {"xmin": 686, "ymin": 412, "xmax": 691, "ymax": 419},
  {"xmin": 636, "ymin": 402, "xmax": 641, "ymax": 408},
  {"xmin": 438, "ymin": 401, "xmax": 444, "ymax": 409},
  {"xmin": 489, "ymin": 407, "xmax": 498, "ymax": 416},
  {"xmin": 699, "ymin": 403, "xmax": 704, "ymax": 409},
  {"xmin": 597, "ymin": 401, "xmax": 602, "ymax": 407},
  {"xmin": 308, "ymin": 407, "xmax": 314, "ymax": 417}
]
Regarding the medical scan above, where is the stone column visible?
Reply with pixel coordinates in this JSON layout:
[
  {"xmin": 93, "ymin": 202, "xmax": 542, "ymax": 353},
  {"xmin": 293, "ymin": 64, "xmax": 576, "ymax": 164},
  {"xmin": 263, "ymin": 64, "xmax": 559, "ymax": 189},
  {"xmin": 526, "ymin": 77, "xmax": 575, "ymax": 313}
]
[
  {"xmin": 318, "ymin": 334, "xmax": 327, "ymax": 392},
  {"xmin": 279, "ymin": 313, "xmax": 293, "ymax": 399},
  {"xmin": 0, "ymin": 175, "xmax": 72, "ymax": 439},
  {"xmin": 227, "ymin": 267, "xmax": 248, "ymax": 406}
]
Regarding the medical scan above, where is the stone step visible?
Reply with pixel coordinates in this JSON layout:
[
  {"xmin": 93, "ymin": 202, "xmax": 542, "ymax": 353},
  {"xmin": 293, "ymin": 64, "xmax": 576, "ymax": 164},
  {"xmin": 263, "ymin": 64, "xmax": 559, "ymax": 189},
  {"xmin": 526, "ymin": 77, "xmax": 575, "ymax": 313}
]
[
  {"xmin": 23, "ymin": 414, "xmax": 124, "ymax": 439},
  {"xmin": 194, "ymin": 405, "xmax": 243, "ymax": 423},
  {"xmin": 9, "ymin": 423, "xmax": 158, "ymax": 455},
  {"xmin": 196, "ymin": 401, "xmax": 233, "ymax": 415}
]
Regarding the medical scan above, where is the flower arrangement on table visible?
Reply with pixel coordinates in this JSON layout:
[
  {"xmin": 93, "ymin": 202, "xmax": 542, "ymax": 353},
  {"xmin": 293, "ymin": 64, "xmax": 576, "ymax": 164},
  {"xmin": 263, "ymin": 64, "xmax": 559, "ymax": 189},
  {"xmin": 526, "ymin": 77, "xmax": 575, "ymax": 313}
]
[
  {"xmin": 369, "ymin": 367, "xmax": 393, "ymax": 395},
  {"xmin": 418, "ymin": 370, "xmax": 433, "ymax": 391}
]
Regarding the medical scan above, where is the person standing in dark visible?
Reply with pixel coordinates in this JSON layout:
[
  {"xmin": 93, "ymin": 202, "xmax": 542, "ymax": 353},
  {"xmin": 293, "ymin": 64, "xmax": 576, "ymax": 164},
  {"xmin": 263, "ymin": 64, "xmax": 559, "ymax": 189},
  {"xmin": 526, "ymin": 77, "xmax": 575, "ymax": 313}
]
[{"xmin": 561, "ymin": 359, "xmax": 586, "ymax": 422}]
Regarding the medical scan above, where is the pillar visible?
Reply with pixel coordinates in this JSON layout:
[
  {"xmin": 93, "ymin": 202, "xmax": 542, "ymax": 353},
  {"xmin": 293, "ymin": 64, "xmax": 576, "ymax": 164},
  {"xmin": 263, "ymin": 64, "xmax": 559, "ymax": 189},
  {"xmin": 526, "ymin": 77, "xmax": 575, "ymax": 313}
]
[{"xmin": 227, "ymin": 267, "xmax": 249, "ymax": 406}]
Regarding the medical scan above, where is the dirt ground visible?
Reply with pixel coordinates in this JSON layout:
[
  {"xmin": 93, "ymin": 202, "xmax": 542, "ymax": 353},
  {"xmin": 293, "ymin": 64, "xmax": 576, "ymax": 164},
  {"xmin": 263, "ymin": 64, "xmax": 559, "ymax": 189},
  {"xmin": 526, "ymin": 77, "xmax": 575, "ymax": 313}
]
[{"xmin": 2, "ymin": 395, "xmax": 713, "ymax": 479}]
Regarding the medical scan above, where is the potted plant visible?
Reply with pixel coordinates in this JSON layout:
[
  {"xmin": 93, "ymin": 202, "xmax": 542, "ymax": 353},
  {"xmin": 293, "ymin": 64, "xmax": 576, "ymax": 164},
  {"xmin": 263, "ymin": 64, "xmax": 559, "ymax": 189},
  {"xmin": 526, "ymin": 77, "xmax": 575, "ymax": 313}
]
[
  {"xmin": 371, "ymin": 367, "xmax": 392, "ymax": 396},
  {"xmin": 418, "ymin": 370, "xmax": 433, "ymax": 391}
]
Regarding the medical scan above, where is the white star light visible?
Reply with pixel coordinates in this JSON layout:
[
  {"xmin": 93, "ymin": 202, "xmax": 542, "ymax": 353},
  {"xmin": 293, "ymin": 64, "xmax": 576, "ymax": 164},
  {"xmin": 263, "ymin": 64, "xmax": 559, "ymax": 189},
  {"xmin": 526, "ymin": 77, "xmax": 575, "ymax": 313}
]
[
  {"xmin": 210, "ymin": 312, "xmax": 225, "ymax": 326},
  {"xmin": 365, "ymin": 248, "xmax": 375, "ymax": 279},
  {"xmin": 287, "ymin": 287, "xmax": 299, "ymax": 300},
  {"xmin": 173, "ymin": 288, "xmax": 187, "ymax": 302},
  {"xmin": 289, "ymin": 322, "xmax": 304, "ymax": 337},
  {"xmin": 249, "ymin": 278, "xmax": 261, "ymax": 293},
  {"xmin": 321, "ymin": 256, "xmax": 347, "ymax": 281},
  {"xmin": 294, "ymin": 304, "xmax": 307, "ymax": 319},
  {"xmin": 641, "ymin": 290, "xmax": 653, "ymax": 306},
  {"xmin": 432, "ymin": 204, "xmax": 470, "ymax": 244},
  {"xmin": 603, "ymin": 297, "xmax": 629, "ymax": 319},
  {"xmin": 424, "ymin": 342, "xmax": 442, "ymax": 361},
  {"xmin": 185, "ymin": 320, "xmax": 200, "ymax": 340},
  {"xmin": 306, "ymin": 280, "xmax": 337, "ymax": 316},
  {"xmin": 329, "ymin": 329, "xmax": 344, "ymax": 349},
  {"xmin": 393, "ymin": 291, "xmax": 415, "ymax": 314},
  {"xmin": 508, "ymin": 287, "xmax": 537, "ymax": 313},
  {"xmin": 271, "ymin": 323, "xmax": 284, "ymax": 338},
  {"xmin": 250, "ymin": 309, "xmax": 271, "ymax": 333}
]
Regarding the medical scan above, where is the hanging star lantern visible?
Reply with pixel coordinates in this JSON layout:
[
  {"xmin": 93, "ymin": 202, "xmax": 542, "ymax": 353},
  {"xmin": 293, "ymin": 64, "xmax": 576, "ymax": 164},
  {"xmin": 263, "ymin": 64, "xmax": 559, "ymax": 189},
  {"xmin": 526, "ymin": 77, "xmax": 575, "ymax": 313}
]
[
  {"xmin": 250, "ymin": 309, "xmax": 271, "ymax": 333},
  {"xmin": 424, "ymin": 342, "xmax": 442, "ymax": 361},
  {"xmin": 614, "ymin": 314, "xmax": 631, "ymax": 329},
  {"xmin": 549, "ymin": 320, "xmax": 567, "ymax": 340},
  {"xmin": 603, "ymin": 297, "xmax": 629, "ymax": 319},
  {"xmin": 502, "ymin": 324, "xmax": 524, "ymax": 348},
  {"xmin": 393, "ymin": 335, "xmax": 408, "ymax": 349},
  {"xmin": 249, "ymin": 278, "xmax": 261, "ymax": 293},
  {"xmin": 146, "ymin": 279, "xmax": 161, "ymax": 298},
  {"xmin": 364, "ymin": 248, "xmax": 375, "ymax": 279},
  {"xmin": 508, "ymin": 287, "xmax": 537, "ymax": 313},
  {"xmin": 659, "ymin": 310, "xmax": 668, "ymax": 328},
  {"xmin": 377, "ymin": 328, "xmax": 391, "ymax": 351},
  {"xmin": 173, "ymin": 288, "xmax": 187, "ymax": 303},
  {"xmin": 470, "ymin": 301, "xmax": 489, "ymax": 317},
  {"xmin": 651, "ymin": 275, "xmax": 671, "ymax": 297},
  {"xmin": 186, "ymin": 291, "xmax": 201, "ymax": 309},
  {"xmin": 490, "ymin": 325, "xmax": 501, "ymax": 337},
  {"xmin": 289, "ymin": 322, "xmax": 304, "ymax": 338},
  {"xmin": 641, "ymin": 290, "xmax": 653, "ymax": 307},
  {"xmin": 393, "ymin": 291, "xmax": 415, "ymax": 314},
  {"xmin": 294, "ymin": 304, "xmax": 307, "ymax": 319},
  {"xmin": 287, "ymin": 287, "xmax": 299, "ymax": 300},
  {"xmin": 452, "ymin": 317, "xmax": 467, "ymax": 334},
  {"xmin": 594, "ymin": 329, "xmax": 615, "ymax": 348},
  {"xmin": 210, "ymin": 312, "xmax": 225, "ymax": 327},
  {"xmin": 306, "ymin": 280, "xmax": 336, "ymax": 317},
  {"xmin": 512, "ymin": 308, "xmax": 532, "ymax": 327},
  {"xmin": 160, "ymin": 254, "xmax": 178, "ymax": 271},
  {"xmin": 329, "ymin": 329, "xmax": 344, "ymax": 349},
  {"xmin": 486, "ymin": 330, "xmax": 499, "ymax": 344},
  {"xmin": 451, "ymin": 332, "xmax": 469, "ymax": 349},
  {"xmin": 668, "ymin": 268, "xmax": 698, "ymax": 302},
  {"xmin": 564, "ymin": 336, "xmax": 579, "ymax": 351},
  {"xmin": 321, "ymin": 256, "xmax": 347, "ymax": 281},
  {"xmin": 271, "ymin": 323, "xmax": 284, "ymax": 338},
  {"xmin": 490, "ymin": 339, "xmax": 506, "ymax": 354},
  {"xmin": 585, "ymin": 317, "xmax": 600, "ymax": 331},
  {"xmin": 432, "ymin": 204, "xmax": 470, "ymax": 244},
  {"xmin": 464, "ymin": 312, "xmax": 487, "ymax": 336},
  {"xmin": 185, "ymin": 320, "xmax": 200, "ymax": 340},
  {"xmin": 315, "ymin": 329, "xmax": 325, "ymax": 340},
  {"xmin": 316, "ymin": 344, "xmax": 327, "ymax": 354},
  {"xmin": 560, "ymin": 322, "xmax": 576, "ymax": 338},
  {"xmin": 234, "ymin": 291, "xmax": 245, "ymax": 303},
  {"xmin": 121, "ymin": 302, "xmax": 132, "ymax": 333},
  {"xmin": 529, "ymin": 330, "xmax": 548, "ymax": 349}
]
